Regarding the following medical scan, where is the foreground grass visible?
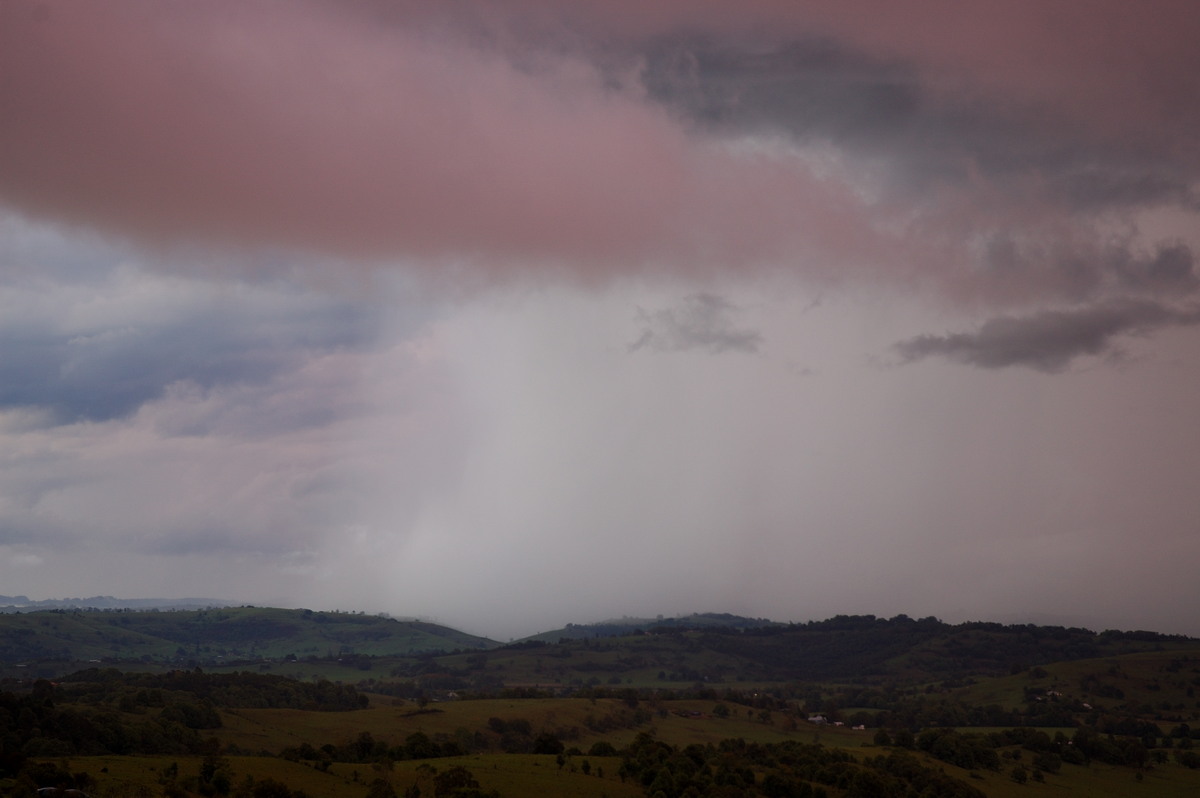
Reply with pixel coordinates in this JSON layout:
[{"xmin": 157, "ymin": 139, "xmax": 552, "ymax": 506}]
[
  {"xmin": 17, "ymin": 756, "xmax": 364, "ymax": 798},
  {"xmin": 28, "ymin": 748, "xmax": 1200, "ymax": 798},
  {"xmin": 28, "ymin": 754, "xmax": 640, "ymax": 798}
]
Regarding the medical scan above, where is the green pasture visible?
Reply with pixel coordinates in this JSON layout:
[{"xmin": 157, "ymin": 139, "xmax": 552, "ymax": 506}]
[
  {"xmin": 216, "ymin": 696, "xmax": 877, "ymax": 756},
  {"xmin": 960, "ymin": 759, "xmax": 1200, "ymax": 798},
  {"xmin": 953, "ymin": 649, "xmax": 1200, "ymax": 720}
]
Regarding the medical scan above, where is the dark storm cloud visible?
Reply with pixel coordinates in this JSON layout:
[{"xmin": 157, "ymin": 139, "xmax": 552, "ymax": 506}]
[
  {"xmin": 636, "ymin": 36, "xmax": 1200, "ymax": 302},
  {"xmin": 640, "ymin": 37, "xmax": 922, "ymax": 148},
  {"xmin": 638, "ymin": 35, "xmax": 1198, "ymax": 201},
  {"xmin": 894, "ymin": 299, "xmax": 1200, "ymax": 372},
  {"xmin": 1115, "ymin": 243, "xmax": 1198, "ymax": 293},
  {"xmin": 971, "ymin": 240, "xmax": 1199, "ymax": 303},
  {"xmin": 1047, "ymin": 167, "xmax": 1199, "ymax": 212},
  {"xmin": 629, "ymin": 293, "xmax": 762, "ymax": 354}
]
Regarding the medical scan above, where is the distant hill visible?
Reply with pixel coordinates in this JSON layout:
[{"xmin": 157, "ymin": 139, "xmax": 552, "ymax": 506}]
[
  {"xmin": 0, "ymin": 595, "xmax": 232, "ymax": 612},
  {"xmin": 0, "ymin": 605, "xmax": 496, "ymax": 666},
  {"xmin": 686, "ymin": 614, "xmax": 1199, "ymax": 681},
  {"xmin": 469, "ymin": 614, "xmax": 1199, "ymax": 688},
  {"xmin": 522, "ymin": 612, "xmax": 781, "ymax": 642},
  {"xmin": 4, "ymin": 606, "xmax": 1197, "ymax": 689}
]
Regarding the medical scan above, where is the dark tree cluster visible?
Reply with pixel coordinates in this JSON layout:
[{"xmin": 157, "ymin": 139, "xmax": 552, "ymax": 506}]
[
  {"xmin": 281, "ymin": 730, "xmax": 476, "ymax": 766},
  {"xmin": 613, "ymin": 732, "xmax": 986, "ymax": 798},
  {"xmin": 60, "ymin": 668, "xmax": 368, "ymax": 711},
  {"xmin": 0, "ymin": 679, "xmax": 227, "ymax": 773}
]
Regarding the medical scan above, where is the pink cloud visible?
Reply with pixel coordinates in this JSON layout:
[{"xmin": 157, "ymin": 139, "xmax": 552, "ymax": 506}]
[
  {"xmin": 0, "ymin": 2, "xmax": 821, "ymax": 272},
  {"xmin": 1, "ymin": 1, "xmax": 1196, "ymax": 300}
]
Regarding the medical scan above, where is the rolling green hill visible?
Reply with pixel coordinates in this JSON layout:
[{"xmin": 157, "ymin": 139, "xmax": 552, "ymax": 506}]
[
  {"xmin": 5, "ymin": 608, "xmax": 1196, "ymax": 691},
  {"xmin": 0, "ymin": 606, "xmax": 495, "ymax": 667},
  {"xmin": 427, "ymin": 615, "xmax": 1199, "ymax": 694}
]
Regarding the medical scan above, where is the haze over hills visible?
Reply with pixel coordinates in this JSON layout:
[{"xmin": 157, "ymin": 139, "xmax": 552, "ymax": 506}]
[
  {"xmin": 0, "ymin": 595, "xmax": 235, "ymax": 612},
  {"xmin": 1, "ymin": 598, "xmax": 1188, "ymax": 646},
  {"xmin": 3, "ymin": 603, "xmax": 1196, "ymax": 682}
]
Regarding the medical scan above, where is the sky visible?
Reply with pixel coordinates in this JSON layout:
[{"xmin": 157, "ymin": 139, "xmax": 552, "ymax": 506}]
[{"xmin": 2, "ymin": 1, "xmax": 1200, "ymax": 641}]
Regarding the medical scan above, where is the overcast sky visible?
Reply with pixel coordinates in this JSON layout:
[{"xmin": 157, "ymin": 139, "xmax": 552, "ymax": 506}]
[{"xmin": 2, "ymin": 1, "xmax": 1200, "ymax": 640}]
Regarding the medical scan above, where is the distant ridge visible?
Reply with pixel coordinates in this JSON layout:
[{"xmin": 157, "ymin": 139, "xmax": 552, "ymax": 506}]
[
  {"xmin": 0, "ymin": 595, "xmax": 233, "ymax": 612},
  {"xmin": 520, "ymin": 611, "xmax": 781, "ymax": 642},
  {"xmin": 0, "ymin": 605, "xmax": 496, "ymax": 666}
]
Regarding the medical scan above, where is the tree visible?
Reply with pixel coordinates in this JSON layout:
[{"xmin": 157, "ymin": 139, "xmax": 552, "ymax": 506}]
[
  {"xmin": 404, "ymin": 732, "xmax": 439, "ymax": 760},
  {"xmin": 365, "ymin": 779, "xmax": 397, "ymax": 798},
  {"xmin": 252, "ymin": 778, "xmax": 294, "ymax": 798},
  {"xmin": 1032, "ymin": 751, "xmax": 1061, "ymax": 774},
  {"xmin": 532, "ymin": 733, "xmax": 564, "ymax": 755},
  {"xmin": 433, "ymin": 766, "xmax": 478, "ymax": 797}
]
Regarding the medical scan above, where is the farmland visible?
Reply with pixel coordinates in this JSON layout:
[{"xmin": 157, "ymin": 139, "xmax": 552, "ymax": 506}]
[{"xmin": 4, "ymin": 610, "xmax": 1200, "ymax": 796}]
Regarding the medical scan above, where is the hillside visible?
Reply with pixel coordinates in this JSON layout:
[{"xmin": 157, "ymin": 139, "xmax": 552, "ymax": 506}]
[
  {"xmin": 0, "ymin": 606, "xmax": 495, "ymax": 667},
  {"xmin": 441, "ymin": 615, "xmax": 1197, "ymax": 693},
  {"xmin": 4, "ymin": 608, "xmax": 1196, "ymax": 688},
  {"xmin": 521, "ymin": 612, "xmax": 781, "ymax": 643}
]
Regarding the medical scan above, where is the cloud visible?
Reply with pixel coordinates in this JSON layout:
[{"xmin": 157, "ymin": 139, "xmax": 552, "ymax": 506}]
[
  {"xmin": 640, "ymin": 34, "xmax": 1198, "ymax": 219},
  {"xmin": 10, "ymin": 552, "xmax": 44, "ymax": 568},
  {"xmin": 894, "ymin": 299, "xmax": 1200, "ymax": 371},
  {"xmin": 1115, "ymin": 243, "xmax": 1198, "ymax": 293},
  {"xmin": 0, "ymin": 328, "xmax": 461, "ymax": 565},
  {"xmin": 1, "ymin": 1, "xmax": 1196, "ymax": 305},
  {"xmin": 629, "ymin": 293, "xmax": 762, "ymax": 354},
  {"xmin": 4, "ymin": 1, "xmax": 1200, "ymax": 639},
  {"xmin": 0, "ymin": 1, "xmax": 758, "ymax": 272},
  {"xmin": 0, "ymin": 226, "xmax": 388, "ymax": 425}
]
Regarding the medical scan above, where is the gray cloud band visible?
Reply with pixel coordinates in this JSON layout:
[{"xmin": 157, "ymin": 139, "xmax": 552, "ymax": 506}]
[{"xmin": 894, "ymin": 299, "xmax": 1200, "ymax": 371}]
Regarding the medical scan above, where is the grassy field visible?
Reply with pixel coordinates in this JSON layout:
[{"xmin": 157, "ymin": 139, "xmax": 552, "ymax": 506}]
[
  {"xmin": 23, "ymin": 753, "xmax": 644, "ymax": 798},
  {"xmin": 9, "ymin": 613, "xmax": 1200, "ymax": 797},
  {"xmin": 215, "ymin": 696, "xmax": 873, "ymax": 755},
  {"xmin": 202, "ymin": 696, "xmax": 1200, "ymax": 797},
  {"xmin": 339, "ymin": 755, "xmax": 642, "ymax": 798},
  {"xmin": 954, "ymin": 760, "xmax": 1200, "ymax": 798},
  {"xmin": 953, "ymin": 650, "xmax": 1200, "ymax": 722}
]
